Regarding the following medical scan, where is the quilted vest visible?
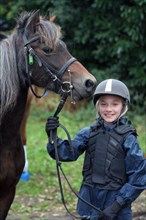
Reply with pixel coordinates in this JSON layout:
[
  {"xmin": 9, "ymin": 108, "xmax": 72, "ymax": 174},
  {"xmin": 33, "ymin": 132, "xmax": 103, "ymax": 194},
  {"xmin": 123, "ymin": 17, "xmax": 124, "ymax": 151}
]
[{"xmin": 82, "ymin": 120, "xmax": 137, "ymax": 189}]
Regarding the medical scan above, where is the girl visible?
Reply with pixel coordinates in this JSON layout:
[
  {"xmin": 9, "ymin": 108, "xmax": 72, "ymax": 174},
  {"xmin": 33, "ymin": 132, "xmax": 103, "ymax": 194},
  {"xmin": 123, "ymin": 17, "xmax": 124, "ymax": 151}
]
[{"xmin": 46, "ymin": 79, "xmax": 146, "ymax": 220}]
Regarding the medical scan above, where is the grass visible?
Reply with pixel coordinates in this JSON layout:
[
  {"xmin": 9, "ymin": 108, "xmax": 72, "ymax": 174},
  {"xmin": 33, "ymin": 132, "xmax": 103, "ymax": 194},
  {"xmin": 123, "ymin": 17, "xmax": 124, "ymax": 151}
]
[{"xmin": 9, "ymin": 94, "xmax": 146, "ymax": 216}]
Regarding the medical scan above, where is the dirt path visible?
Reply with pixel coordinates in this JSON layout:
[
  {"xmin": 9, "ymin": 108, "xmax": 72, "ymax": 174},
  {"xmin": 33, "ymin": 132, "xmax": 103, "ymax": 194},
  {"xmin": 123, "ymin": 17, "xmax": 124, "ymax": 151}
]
[{"xmin": 7, "ymin": 191, "xmax": 146, "ymax": 220}]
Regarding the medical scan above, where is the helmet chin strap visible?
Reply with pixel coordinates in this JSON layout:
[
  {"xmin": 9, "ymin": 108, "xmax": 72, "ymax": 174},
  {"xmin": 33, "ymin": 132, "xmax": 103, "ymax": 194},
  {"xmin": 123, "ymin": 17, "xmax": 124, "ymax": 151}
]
[
  {"xmin": 119, "ymin": 104, "xmax": 128, "ymax": 119},
  {"xmin": 95, "ymin": 100, "xmax": 100, "ymax": 118}
]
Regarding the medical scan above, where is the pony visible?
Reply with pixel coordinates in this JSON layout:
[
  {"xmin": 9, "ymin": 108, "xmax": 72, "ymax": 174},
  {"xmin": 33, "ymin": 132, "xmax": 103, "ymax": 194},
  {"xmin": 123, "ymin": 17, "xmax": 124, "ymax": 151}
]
[{"xmin": 0, "ymin": 10, "xmax": 96, "ymax": 219}]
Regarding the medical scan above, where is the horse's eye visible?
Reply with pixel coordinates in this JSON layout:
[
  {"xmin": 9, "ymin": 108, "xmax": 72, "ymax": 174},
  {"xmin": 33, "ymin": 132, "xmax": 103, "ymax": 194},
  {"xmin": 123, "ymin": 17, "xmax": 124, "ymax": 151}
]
[{"xmin": 42, "ymin": 47, "xmax": 53, "ymax": 54}]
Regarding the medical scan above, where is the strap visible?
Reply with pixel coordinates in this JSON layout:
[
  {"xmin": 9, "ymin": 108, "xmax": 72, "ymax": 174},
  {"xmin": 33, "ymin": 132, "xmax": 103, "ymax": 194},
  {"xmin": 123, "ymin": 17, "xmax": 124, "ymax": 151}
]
[
  {"xmin": 57, "ymin": 57, "xmax": 77, "ymax": 79},
  {"xmin": 23, "ymin": 35, "xmax": 40, "ymax": 47},
  {"xmin": 115, "ymin": 124, "xmax": 137, "ymax": 136},
  {"xmin": 54, "ymin": 93, "xmax": 68, "ymax": 117}
]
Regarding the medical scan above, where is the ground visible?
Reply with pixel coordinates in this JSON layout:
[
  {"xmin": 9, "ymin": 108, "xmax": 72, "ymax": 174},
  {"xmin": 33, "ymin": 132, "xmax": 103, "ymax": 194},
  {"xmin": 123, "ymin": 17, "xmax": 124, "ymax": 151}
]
[
  {"xmin": 7, "ymin": 191, "xmax": 146, "ymax": 220},
  {"xmin": 132, "ymin": 191, "xmax": 146, "ymax": 220}
]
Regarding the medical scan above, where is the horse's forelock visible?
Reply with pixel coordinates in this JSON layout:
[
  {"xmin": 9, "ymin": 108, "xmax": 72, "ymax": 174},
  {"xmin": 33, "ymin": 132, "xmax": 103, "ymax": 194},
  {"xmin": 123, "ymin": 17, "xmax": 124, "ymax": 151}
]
[
  {"xmin": 39, "ymin": 18, "xmax": 62, "ymax": 49},
  {"xmin": 16, "ymin": 11, "xmax": 61, "ymax": 49}
]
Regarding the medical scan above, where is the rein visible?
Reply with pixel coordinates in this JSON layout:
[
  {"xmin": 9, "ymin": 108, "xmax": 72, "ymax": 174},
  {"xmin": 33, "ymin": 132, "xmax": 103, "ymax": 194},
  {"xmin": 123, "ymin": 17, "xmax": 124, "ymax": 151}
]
[{"xmin": 49, "ymin": 95, "xmax": 103, "ymax": 220}]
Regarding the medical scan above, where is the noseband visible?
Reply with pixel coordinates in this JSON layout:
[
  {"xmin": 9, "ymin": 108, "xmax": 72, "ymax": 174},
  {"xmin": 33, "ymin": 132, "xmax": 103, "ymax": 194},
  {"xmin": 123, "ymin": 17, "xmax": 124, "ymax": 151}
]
[{"xmin": 23, "ymin": 35, "xmax": 77, "ymax": 98}]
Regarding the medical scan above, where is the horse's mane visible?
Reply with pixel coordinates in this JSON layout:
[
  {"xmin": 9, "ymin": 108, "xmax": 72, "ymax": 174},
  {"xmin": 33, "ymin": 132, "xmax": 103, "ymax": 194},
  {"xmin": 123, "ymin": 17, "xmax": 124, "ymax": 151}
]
[
  {"xmin": 0, "ymin": 11, "xmax": 61, "ymax": 122},
  {"xmin": 0, "ymin": 36, "xmax": 19, "ymax": 122}
]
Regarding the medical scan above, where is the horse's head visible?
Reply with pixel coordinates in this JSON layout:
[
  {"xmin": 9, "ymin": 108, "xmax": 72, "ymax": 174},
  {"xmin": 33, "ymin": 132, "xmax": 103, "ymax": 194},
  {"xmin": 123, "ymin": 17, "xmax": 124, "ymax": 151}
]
[{"xmin": 16, "ymin": 10, "xmax": 97, "ymax": 102}]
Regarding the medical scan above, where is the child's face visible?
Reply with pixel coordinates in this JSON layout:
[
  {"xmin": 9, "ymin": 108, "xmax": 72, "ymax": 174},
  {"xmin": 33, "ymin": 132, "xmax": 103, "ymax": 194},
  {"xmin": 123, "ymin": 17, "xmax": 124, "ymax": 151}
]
[{"xmin": 98, "ymin": 95, "xmax": 124, "ymax": 124}]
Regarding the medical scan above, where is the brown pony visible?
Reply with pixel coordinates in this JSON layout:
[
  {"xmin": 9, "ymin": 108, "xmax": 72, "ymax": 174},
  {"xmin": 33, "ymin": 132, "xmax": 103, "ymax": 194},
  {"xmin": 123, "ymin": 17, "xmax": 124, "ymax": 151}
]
[{"xmin": 0, "ymin": 10, "xmax": 96, "ymax": 219}]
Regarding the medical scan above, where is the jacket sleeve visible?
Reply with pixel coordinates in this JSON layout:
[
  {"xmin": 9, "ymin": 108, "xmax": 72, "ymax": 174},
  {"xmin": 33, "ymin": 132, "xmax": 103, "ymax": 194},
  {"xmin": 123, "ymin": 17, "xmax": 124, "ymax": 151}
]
[
  {"xmin": 47, "ymin": 126, "xmax": 90, "ymax": 162},
  {"xmin": 116, "ymin": 134, "xmax": 146, "ymax": 206}
]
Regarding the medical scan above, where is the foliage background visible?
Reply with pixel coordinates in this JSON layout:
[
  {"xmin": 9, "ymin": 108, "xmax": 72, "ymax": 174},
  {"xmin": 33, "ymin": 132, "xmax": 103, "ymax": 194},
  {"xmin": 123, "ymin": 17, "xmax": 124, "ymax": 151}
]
[{"xmin": 0, "ymin": 0, "xmax": 146, "ymax": 113}]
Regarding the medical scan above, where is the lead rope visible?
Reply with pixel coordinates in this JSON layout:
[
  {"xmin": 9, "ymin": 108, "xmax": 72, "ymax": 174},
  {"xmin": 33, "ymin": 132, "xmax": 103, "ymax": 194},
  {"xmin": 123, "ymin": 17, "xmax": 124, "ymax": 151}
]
[{"xmin": 49, "ymin": 94, "xmax": 104, "ymax": 220}]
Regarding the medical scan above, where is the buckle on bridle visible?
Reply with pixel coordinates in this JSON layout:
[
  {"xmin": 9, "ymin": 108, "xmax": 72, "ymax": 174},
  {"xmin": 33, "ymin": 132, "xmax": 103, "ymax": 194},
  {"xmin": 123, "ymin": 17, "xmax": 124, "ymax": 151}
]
[{"xmin": 52, "ymin": 75, "xmax": 57, "ymax": 81}]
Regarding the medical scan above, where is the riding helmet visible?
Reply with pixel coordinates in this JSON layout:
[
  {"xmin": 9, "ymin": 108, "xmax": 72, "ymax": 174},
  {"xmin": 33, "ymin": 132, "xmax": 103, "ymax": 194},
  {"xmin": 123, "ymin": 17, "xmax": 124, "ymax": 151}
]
[{"xmin": 93, "ymin": 79, "xmax": 130, "ymax": 105}]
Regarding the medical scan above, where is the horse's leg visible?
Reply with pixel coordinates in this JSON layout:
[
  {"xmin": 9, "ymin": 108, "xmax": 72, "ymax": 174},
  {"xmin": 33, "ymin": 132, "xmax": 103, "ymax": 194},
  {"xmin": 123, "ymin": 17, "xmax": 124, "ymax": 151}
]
[
  {"xmin": 20, "ymin": 88, "xmax": 33, "ymax": 180},
  {"xmin": 0, "ymin": 187, "xmax": 16, "ymax": 220},
  {"xmin": 0, "ymin": 141, "xmax": 24, "ymax": 219}
]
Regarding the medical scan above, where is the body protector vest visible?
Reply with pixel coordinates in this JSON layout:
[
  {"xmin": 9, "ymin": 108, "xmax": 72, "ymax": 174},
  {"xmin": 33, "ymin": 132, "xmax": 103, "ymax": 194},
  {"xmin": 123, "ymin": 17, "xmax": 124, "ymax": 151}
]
[{"xmin": 82, "ymin": 120, "xmax": 137, "ymax": 189}]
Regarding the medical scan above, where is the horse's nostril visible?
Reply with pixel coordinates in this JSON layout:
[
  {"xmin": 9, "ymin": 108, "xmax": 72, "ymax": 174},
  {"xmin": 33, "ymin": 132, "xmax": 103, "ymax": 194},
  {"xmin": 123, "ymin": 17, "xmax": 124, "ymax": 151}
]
[
  {"xmin": 85, "ymin": 79, "xmax": 95, "ymax": 89},
  {"xmin": 85, "ymin": 79, "xmax": 94, "ymax": 88}
]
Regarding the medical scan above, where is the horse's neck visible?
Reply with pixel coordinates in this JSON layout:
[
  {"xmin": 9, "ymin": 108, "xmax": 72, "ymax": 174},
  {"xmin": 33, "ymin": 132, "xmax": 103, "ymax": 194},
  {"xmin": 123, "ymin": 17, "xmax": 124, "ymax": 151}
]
[
  {"xmin": 1, "ymin": 87, "xmax": 29, "ymax": 140},
  {"xmin": 14, "ymin": 87, "xmax": 29, "ymax": 125}
]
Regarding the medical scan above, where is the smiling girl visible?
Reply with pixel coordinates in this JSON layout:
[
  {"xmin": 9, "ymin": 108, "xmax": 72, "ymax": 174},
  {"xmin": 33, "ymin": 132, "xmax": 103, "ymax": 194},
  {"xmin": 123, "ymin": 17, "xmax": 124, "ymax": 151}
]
[{"xmin": 46, "ymin": 79, "xmax": 146, "ymax": 220}]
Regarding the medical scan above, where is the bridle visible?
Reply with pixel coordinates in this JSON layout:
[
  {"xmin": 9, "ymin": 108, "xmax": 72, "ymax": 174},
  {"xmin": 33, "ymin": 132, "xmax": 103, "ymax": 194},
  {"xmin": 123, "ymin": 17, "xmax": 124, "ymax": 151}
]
[{"xmin": 23, "ymin": 34, "xmax": 77, "ymax": 99}]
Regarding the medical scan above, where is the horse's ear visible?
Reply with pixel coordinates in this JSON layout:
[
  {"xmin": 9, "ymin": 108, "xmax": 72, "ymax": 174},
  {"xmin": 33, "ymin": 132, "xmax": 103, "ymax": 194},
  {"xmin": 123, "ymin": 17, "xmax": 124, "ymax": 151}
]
[
  {"xmin": 50, "ymin": 15, "xmax": 56, "ymax": 22},
  {"xmin": 25, "ymin": 10, "xmax": 40, "ymax": 34}
]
